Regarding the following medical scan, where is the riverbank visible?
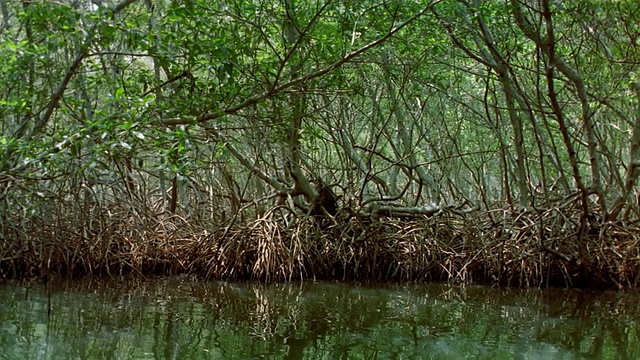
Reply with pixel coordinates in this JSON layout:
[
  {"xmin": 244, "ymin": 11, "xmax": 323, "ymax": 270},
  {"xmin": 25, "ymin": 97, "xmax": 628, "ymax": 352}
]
[{"xmin": 1, "ymin": 206, "xmax": 638, "ymax": 289}]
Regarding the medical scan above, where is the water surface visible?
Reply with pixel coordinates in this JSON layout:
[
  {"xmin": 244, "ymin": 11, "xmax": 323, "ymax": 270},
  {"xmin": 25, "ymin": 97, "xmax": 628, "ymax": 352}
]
[{"xmin": 0, "ymin": 277, "xmax": 638, "ymax": 359}]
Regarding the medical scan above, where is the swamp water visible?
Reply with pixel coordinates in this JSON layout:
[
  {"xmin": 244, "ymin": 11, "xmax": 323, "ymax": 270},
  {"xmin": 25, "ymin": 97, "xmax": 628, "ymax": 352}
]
[{"xmin": 0, "ymin": 277, "xmax": 639, "ymax": 359}]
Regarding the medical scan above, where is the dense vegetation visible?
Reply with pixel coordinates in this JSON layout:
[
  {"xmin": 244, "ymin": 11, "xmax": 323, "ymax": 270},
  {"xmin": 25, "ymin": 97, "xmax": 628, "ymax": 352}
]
[{"xmin": 1, "ymin": 0, "xmax": 639, "ymax": 287}]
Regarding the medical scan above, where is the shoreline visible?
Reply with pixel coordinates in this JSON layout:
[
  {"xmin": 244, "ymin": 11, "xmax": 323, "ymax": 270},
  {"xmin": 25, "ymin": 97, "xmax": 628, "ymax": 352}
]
[{"xmin": 1, "ymin": 208, "xmax": 637, "ymax": 289}]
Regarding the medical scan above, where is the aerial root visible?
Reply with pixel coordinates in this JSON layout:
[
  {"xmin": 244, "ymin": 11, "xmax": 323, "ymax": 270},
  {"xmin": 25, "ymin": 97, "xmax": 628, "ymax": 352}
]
[{"xmin": 1, "ymin": 204, "xmax": 639, "ymax": 288}]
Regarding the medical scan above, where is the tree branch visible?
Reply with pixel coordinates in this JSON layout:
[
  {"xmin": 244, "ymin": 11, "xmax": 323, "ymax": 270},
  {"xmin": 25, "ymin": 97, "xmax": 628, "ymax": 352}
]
[
  {"xmin": 14, "ymin": 0, "xmax": 141, "ymax": 140},
  {"xmin": 154, "ymin": 2, "xmax": 438, "ymax": 126}
]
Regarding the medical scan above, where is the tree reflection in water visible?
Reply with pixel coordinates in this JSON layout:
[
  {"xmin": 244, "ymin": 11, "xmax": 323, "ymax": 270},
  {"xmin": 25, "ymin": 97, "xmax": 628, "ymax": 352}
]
[{"xmin": 0, "ymin": 277, "xmax": 638, "ymax": 359}]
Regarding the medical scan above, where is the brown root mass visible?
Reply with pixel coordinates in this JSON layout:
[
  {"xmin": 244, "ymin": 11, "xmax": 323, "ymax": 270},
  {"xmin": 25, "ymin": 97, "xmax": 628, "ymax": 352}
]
[{"xmin": 1, "ymin": 206, "xmax": 639, "ymax": 289}]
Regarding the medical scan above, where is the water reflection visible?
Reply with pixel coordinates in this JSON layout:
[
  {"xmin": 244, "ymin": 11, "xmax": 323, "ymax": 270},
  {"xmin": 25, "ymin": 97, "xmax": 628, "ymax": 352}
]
[{"xmin": 0, "ymin": 277, "xmax": 638, "ymax": 359}]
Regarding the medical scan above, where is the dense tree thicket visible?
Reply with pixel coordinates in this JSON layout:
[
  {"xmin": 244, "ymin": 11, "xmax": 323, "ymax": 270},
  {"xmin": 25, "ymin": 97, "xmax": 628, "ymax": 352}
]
[{"xmin": 1, "ymin": 0, "xmax": 639, "ymax": 287}]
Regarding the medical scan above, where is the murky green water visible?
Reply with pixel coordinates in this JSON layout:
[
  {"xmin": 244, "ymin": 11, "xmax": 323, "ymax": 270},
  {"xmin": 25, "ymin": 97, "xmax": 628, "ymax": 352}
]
[{"xmin": 0, "ymin": 277, "xmax": 639, "ymax": 359}]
